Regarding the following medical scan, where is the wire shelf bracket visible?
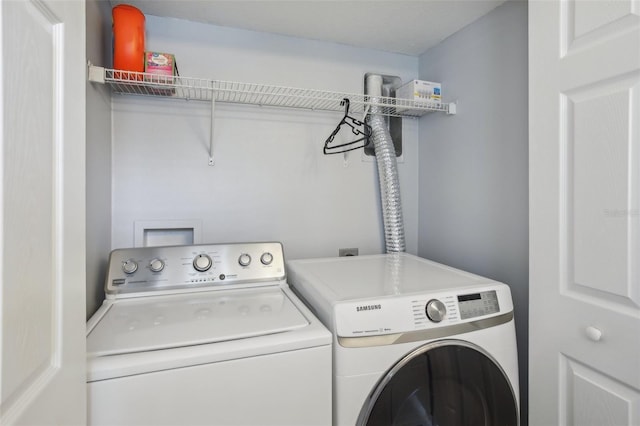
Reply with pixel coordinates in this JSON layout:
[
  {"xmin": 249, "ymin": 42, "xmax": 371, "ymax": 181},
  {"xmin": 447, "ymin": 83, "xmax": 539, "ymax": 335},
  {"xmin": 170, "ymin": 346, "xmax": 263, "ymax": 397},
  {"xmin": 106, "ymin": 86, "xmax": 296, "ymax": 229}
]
[{"xmin": 87, "ymin": 64, "xmax": 457, "ymax": 165}]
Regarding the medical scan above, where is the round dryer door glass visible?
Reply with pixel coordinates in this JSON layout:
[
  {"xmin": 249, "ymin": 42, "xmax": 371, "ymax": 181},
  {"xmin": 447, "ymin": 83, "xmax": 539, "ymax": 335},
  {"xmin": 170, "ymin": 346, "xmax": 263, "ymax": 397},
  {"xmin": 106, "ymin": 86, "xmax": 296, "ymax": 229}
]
[{"xmin": 359, "ymin": 341, "xmax": 518, "ymax": 426}]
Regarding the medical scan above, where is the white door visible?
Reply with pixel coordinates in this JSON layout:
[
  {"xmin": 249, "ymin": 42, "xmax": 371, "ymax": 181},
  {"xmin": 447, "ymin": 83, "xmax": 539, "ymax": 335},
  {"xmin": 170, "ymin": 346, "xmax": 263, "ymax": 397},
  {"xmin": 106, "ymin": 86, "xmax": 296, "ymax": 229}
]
[
  {"xmin": 0, "ymin": 0, "xmax": 86, "ymax": 424},
  {"xmin": 529, "ymin": 0, "xmax": 640, "ymax": 425}
]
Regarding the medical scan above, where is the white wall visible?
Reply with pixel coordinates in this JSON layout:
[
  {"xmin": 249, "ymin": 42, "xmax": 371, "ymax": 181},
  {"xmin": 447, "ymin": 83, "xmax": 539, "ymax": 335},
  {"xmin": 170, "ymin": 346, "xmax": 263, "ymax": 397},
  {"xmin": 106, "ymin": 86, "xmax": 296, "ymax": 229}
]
[
  {"xmin": 417, "ymin": 0, "xmax": 529, "ymax": 423},
  {"xmin": 85, "ymin": 0, "xmax": 112, "ymax": 318},
  {"xmin": 111, "ymin": 16, "xmax": 420, "ymax": 259}
]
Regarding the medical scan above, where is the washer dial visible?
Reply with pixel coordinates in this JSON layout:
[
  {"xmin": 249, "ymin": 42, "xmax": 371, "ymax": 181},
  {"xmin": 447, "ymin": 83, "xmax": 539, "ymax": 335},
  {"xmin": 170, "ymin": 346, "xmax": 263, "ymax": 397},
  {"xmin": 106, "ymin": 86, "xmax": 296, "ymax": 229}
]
[
  {"xmin": 193, "ymin": 254, "xmax": 212, "ymax": 272},
  {"xmin": 149, "ymin": 258, "xmax": 165, "ymax": 272},
  {"xmin": 260, "ymin": 252, "xmax": 274, "ymax": 265},
  {"xmin": 238, "ymin": 253, "xmax": 252, "ymax": 267},
  {"xmin": 122, "ymin": 259, "xmax": 138, "ymax": 274}
]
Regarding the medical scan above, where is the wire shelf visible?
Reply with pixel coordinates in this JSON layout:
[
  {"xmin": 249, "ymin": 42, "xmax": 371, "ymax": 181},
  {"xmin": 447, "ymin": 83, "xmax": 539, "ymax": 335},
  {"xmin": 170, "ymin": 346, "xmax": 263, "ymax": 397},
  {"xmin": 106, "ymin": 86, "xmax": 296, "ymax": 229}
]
[{"xmin": 89, "ymin": 66, "xmax": 455, "ymax": 118}]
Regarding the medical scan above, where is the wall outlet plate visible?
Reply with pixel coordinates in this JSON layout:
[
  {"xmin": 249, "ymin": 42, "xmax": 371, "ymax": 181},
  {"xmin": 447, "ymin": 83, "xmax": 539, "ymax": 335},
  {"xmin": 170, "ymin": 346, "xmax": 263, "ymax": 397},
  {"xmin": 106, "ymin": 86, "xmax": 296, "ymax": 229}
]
[{"xmin": 339, "ymin": 248, "xmax": 359, "ymax": 257}]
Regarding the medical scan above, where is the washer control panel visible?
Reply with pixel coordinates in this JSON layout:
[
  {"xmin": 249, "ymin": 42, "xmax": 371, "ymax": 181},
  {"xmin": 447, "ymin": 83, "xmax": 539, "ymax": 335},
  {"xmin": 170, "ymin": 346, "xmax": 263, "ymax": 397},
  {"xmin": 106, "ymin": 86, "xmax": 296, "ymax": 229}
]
[{"xmin": 105, "ymin": 242, "xmax": 285, "ymax": 296}]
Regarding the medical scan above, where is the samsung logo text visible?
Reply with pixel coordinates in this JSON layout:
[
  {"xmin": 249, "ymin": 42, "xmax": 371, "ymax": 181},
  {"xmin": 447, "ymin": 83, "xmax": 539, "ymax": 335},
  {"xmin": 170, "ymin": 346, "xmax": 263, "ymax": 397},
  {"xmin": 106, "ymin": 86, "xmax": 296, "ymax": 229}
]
[{"xmin": 356, "ymin": 304, "xmax": 382, "ymax": 312}]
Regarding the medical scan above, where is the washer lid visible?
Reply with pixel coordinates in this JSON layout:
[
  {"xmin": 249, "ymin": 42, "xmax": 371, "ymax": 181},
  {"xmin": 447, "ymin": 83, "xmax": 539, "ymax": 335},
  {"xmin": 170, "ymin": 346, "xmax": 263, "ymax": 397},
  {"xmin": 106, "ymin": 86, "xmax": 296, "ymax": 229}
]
[{"xmin": 87, "ymin": 287, "xmax": 309, "ymax": 357}]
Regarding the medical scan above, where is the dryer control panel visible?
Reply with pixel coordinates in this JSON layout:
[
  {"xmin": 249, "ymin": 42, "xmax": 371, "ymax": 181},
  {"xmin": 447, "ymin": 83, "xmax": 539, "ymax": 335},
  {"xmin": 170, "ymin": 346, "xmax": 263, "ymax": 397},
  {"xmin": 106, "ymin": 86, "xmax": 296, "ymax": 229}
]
[
  {"xmin": 333, "ymin": 284, "xmax": 513, "ymax": 338},
  {"xmin": 105, "ymin": 242, "xmax": 286, "ymax": 297}
]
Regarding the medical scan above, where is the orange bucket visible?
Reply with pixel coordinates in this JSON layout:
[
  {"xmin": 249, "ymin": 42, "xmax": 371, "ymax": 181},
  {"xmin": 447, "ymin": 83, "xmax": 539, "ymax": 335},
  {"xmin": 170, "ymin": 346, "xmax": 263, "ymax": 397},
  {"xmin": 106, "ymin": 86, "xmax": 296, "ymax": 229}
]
[{"xmin": 112, "ymin": 4, "xmax": 145, "ymax": 75}]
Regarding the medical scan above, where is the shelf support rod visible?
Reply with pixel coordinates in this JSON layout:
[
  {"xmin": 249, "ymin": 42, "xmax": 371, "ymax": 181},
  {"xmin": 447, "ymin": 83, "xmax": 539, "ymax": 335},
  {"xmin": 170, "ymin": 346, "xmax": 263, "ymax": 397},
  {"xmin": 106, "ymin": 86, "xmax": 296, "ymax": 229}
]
[
  {"xmin": 361, "ymin": 104, "xmax": 371, "ymax": 122},
  {"xmin": 209, "ymin": 95, "xmax": 216, "ymax": 166}
]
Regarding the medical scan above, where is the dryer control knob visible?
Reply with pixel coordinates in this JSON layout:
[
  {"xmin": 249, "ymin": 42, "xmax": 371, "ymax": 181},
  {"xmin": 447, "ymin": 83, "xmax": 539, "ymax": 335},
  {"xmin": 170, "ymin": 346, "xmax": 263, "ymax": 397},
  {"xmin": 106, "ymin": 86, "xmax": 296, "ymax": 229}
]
[
  {"xmin": 122, "ymin": 259, "xmax": 138, "ymax": 275},
  {"xmin": 193, "ymin": 254, "xmax": 212, "ymax": 272},
  {"xmin": 238, "ymin": 253, "xmax": 252, "ymax": 267},
  {"xmin": 149, "ymin": 258, "xmax": 165, "ymax": 273},
  {"xmin": 426, "ymin": 299, "xmax": 447, "ymax": 322}
]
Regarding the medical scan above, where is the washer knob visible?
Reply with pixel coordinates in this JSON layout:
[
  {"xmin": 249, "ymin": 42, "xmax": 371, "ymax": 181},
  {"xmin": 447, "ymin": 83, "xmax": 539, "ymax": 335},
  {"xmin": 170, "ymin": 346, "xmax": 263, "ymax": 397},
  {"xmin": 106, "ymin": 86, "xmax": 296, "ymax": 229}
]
[
  {"xmin": 260, "ymin": 252, "xmax": 274, "ymax": 265},
  {"xmin": 193, "ymin": 254, "xmax": 212, "ymax": 272},
  {"xmin": 238, "ymin": 253, "xmax": 252, "ymax": 267},
  {"xmin": 426, "ymin": 299, "xmax": 447, "ymax": 322},
  {"xmin": 149, "ymin": 258, "xmax": 165, "ymax": 272},
  {"xmin": 122, "ymin": 259, "xmax": 138, "ymax": 274}
]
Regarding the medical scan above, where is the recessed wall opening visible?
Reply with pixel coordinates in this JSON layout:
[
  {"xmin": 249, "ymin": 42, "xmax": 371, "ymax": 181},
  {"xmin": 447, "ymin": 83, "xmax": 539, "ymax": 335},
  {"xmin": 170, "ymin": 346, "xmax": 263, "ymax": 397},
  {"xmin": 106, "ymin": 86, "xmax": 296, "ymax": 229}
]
[{"xmin": 134, "ymin": 220, "xmax": 202, "ymax": 247}]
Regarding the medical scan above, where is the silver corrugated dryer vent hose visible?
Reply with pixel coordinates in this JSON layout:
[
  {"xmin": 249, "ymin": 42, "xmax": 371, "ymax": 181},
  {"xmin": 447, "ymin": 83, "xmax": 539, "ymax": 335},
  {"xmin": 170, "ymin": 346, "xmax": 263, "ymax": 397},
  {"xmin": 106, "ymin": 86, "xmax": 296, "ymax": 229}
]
[{"xmin": 366, "ymin": 74, "xmax": 406, "ymax": 253}]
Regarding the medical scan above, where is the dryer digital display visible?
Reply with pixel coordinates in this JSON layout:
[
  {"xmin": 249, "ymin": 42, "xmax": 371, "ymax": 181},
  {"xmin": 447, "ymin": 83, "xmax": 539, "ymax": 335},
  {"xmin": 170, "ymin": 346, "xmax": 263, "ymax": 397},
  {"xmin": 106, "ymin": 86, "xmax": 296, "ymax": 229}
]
[{"xmin": 458, "ymin": 290, "xmax": 500, "ymax": 319}]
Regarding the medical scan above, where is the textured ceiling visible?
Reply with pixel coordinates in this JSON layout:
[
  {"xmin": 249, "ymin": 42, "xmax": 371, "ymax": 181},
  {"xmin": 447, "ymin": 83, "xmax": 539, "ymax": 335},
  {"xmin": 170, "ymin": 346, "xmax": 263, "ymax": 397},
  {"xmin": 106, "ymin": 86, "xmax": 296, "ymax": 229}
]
[{"xmin": 111, "ymin": 0, "xmax": 507, "ymax": 56}]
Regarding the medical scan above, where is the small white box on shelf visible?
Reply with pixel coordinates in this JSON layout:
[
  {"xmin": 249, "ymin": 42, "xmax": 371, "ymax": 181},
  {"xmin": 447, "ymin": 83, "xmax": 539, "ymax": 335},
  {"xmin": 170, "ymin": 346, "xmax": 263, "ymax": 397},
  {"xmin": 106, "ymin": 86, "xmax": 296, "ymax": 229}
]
[
  {"xmin": 397, "ymin": 79, "xmax": 441, "ymax": 101},
  {"xmin": 395, "ymin": 79, "xmax": 442, "ymax": 113}
]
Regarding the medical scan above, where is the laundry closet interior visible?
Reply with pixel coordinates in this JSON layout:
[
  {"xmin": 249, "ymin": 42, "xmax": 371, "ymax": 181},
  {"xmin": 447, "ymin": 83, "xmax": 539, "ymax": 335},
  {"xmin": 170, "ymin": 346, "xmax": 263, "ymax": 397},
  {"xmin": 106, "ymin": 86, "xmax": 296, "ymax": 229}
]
[{"xmin": 85, "ymin": 0, "xmax": 529, "ymax": 423}]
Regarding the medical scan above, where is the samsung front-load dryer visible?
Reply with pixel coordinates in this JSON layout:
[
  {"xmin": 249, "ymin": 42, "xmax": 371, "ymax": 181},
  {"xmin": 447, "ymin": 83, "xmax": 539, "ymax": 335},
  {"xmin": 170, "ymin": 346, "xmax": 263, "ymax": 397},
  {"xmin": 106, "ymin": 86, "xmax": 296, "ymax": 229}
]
[
  {"xmin": 86, "ymin": 242, "xmax": 332, "ymax": 426},
  {"xmin": 287, "ymin": 252, "xmax": 519, "ymax": 426}
]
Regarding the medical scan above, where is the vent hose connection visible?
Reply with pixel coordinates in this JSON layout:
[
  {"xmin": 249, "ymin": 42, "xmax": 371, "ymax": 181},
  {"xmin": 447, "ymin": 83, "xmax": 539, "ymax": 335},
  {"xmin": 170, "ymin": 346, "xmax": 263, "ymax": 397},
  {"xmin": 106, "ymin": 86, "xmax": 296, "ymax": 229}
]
[{"xmin": 366, "ymin": 74, "xmax": 406, "ymax": 253}]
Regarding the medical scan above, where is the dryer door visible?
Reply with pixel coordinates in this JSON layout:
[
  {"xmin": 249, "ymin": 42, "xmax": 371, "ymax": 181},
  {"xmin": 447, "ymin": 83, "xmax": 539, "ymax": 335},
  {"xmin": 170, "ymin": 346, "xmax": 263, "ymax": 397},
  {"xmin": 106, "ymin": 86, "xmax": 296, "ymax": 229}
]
[{"xmin": 358, "ymin": 340, "xmax": 518, "ymax": 426}]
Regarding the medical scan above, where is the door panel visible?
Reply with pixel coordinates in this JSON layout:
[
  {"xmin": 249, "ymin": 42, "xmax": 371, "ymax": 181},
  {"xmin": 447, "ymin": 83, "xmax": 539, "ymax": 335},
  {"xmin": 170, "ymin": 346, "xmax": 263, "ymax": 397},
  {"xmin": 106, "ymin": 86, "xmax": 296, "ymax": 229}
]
[
  {"xmin": 562, "ymin": 0, "xmax": 640, "ymax": 55},
  {"xmin": 562, "ymin": 356, "xmax": 640, "ymax": 426},
  {"xmin": 0, "ymin": 0, "xmax": 86, "ymax": 424},
  {"xmin": 529, "ymin": 0, "xmax": 640, "ymax": 424},
  {"xmin": 2, "ymin": 0, "xmax": 57, "ymax": 403},
  {"xmin": 565, "ymin": 76, "xmax": 639, "ymax": 306}
]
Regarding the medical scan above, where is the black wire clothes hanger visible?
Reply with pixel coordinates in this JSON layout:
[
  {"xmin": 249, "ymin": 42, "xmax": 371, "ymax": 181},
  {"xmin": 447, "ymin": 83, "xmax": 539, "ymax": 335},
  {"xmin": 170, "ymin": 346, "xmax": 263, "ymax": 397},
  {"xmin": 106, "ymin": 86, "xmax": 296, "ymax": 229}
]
[{"xmin": 323, "ymin": 98, "xmax": 372, "ymax": 155}]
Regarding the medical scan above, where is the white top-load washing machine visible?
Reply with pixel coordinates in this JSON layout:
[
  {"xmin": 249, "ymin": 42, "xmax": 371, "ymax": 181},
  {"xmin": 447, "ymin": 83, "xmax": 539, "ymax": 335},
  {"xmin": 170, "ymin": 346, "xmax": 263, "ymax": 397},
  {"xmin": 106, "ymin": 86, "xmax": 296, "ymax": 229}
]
[
  {"xmin": 87, "ymin": 242, "xmax": 332, "ymax": 426},
  {"xmin": 287, "ymin": 252, "xmax": 519, "ymax": 426}
]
